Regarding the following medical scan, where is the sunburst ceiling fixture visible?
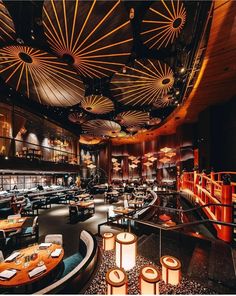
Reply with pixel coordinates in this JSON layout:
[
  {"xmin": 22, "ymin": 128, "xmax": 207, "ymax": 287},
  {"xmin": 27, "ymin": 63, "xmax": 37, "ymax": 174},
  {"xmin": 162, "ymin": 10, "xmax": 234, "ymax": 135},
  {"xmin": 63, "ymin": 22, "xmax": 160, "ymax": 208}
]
[
  {"xmin": 115, "ymin": 110, "xmax": 150, "ymax": 127},
  {"xmin": 42, "ymin": 0, "xmax": 133, "ymax": 78},
  {"xmin": 111, "ymin": 59, "xmax": 174, "ymax": 106},
  {"xmin": 141, "ymin": 0, "xmax": 187, "ymax": 50},
  {"xmin": 153, "ymin": 95, "xmax": 173, "ymax": 109},
  {"xmin": 160, "ymin": 147, "xmax": 172, "ymax": 153},
  {"xmin": 79, "ymin": 135, "xmax": 102, "ymax": 145},
  {"xmin": 0, "ymin": 0, "xmax": 16, "ymax": 42},
  {"xmin": 68, "ymin": 112, "xmax": 88, "ymax": 124},
  {"xmin": 0, "ymin": 46, "xmax": 85, "ymax": 106},
  {"xmin": 82, "ymin": 119, "xmax": 121, "ymax": 137},
  {"xmin": 81, "ymin": 95, "xmax": 114, "ymax": 114},
  {"xmin": 147, "ymin": 117, "xmax": 161, "ymax": 126},
  {"xmin": 126, "ymin": 126, "xmax": 140, "ymax": 133}
]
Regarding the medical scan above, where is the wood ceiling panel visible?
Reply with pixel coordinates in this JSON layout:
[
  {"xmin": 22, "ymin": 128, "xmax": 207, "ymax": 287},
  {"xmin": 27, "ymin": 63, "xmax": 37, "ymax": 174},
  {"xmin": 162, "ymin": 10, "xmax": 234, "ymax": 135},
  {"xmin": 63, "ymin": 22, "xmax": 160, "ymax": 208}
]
[{"xmin": 112, "ymin": 0, "xmax": 236, "ymax": 145}]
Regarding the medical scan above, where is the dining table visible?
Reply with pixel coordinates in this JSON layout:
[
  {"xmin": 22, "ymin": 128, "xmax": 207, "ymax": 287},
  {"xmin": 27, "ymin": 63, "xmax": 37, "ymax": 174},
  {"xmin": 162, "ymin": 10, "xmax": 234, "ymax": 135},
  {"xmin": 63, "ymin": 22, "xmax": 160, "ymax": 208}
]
[
  {"xmin": 0, "ymin": 217, "xmax": 28, "ymax": 233},
  {"xmin": 75, "ymin": 193, "xmax": 90, "ymax": 201},
  {"xmin": 0, "ymin": 243, "xmax": 64, "ymax": 288}
]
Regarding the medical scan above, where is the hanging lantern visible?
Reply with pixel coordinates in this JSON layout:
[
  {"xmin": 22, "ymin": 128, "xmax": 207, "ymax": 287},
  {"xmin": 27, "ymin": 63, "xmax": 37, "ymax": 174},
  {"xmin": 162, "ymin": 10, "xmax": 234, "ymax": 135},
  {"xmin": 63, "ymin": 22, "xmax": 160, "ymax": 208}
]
[
  {"xmin": 145, "ymin": 152, "xmax": 153, "ymax": 158},
  {"xmin": 148, "ymin": 156, "xmax": 157, "ymax": 162},
  {"xmin": 129, "ymin": 164, "xmax": 138, "ymax": 169},
  {"xmin": 132, "ymin": 159, "xmax": 140, "ymax": 164},
  {"xmin": 128, "ymin": 155, "xmax": 136, "ymax": 161},
  {"xmin": 143, "ymin": 161, "xmax": 152, "ymax": 167},
  {"xmin": 160, "ymin": 147, "xmax": 172, "ymax": 153},
  {"xmin": 112, "ymin": 157, "xmax": 118, "ymax": 163},
  {"xmin": 165, "ymin": 152, "xmax": 176, "ymax": 158},
  {"xmin": 87, "ymin": 164, "xmax": 96, "ymax": 169},
  {"xmin": 159, "ymin": 157, "xmax": 171, "ymax": 164}
]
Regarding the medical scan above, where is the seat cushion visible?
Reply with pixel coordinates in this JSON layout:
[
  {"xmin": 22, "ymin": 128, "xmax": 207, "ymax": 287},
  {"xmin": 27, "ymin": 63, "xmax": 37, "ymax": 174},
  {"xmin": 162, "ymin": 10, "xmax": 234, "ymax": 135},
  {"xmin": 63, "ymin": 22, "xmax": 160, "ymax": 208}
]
[
  {"xmin": 22, "ymin": 226, "xmax": 33, "ymax": 234},
  {"xmin": 62, "ymin": 252, "xmax": 83, "ymax": 277}
]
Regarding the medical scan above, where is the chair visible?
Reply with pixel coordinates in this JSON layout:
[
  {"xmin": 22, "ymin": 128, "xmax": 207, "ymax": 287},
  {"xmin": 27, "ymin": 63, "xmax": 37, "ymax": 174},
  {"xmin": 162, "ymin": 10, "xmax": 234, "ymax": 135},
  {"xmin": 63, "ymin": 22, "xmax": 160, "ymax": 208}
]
[
  {"xmin": 17, "ymin": 216, "xmax": 39, "ymax": 246},
  {"xmin": 69, "ymin": 204, "xmax": 79, "ymax": 223},
  {"xmin": 0, "ymin": 230, "xmax": 12, "ymax": 250},
  {"xmin": 7, "ymin": 214, "xmax": 21, "ymax": 220},
  {"xmin": 0, "ymin": 250, "xmax": 4, "ymax": 263},
  {"xmin": 45, "ymin": 234, "xmax": 63, "ymax": 246}
]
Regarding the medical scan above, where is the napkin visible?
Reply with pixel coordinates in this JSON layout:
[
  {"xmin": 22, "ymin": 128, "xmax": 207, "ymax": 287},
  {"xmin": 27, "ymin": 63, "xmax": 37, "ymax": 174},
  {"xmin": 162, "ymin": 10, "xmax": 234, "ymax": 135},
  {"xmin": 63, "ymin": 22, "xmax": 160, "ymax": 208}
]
[
  {"xmin": 28, "ymin": 265, "xmax": 46, "ymax": 278},
  {"xmin": 5, "ymin": 252, "xmax": 20, "ymax": 262},
  {"xmin": 0, "ymin": 269, "xmax": 17, "ymax": 279},
  {"xmin": 18, "ymin": 218, "xmax": 24, "ymax": 222},
  {"xmin": 51, "ymin": 248, "xmax": 62, "ymax": 258},
  {"xmin": 39, "ymin": 243, "xmax": 52, "ymax": 249}
]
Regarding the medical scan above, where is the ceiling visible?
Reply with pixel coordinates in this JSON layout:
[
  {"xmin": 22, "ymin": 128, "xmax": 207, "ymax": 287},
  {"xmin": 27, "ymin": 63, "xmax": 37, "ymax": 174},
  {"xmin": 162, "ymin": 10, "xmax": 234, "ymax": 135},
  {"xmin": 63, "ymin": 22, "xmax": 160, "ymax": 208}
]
[{"xmin": 0, "ymin": 0, "xmax": 213, "ymax": 144}]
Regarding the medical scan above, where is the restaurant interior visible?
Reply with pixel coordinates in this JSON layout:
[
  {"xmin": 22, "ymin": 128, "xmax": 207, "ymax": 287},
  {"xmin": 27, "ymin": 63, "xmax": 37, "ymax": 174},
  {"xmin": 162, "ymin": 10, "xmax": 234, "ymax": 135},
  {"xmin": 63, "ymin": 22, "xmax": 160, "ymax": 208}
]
[{"xmin": 0, "ymin": 0, "xmax": 236, "ymax": 295}]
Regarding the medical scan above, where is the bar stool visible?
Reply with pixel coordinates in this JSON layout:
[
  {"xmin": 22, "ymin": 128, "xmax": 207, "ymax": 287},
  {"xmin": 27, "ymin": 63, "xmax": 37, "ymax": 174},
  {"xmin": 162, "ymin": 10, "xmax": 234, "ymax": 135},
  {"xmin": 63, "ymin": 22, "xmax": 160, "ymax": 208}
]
[
  {"xmin": 106, "ymin": 267, "xmax": 128, "ymax": 295},
  {"xmin": 160, "ymin": 255, "xmax": 181, "ymax": 285},
  {"xmin": 102, "ymin": 232, "xmax": 115, "ymax": 251},
  {"xmin": 140, "ymin": 265, "xmax": 160, "ymax": 295}
]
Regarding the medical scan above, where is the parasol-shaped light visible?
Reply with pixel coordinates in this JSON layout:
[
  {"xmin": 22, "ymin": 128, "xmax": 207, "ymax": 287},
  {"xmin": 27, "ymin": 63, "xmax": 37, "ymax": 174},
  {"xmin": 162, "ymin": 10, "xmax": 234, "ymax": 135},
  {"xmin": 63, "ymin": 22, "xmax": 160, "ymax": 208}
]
[
  {"xmin": 116, "ymin": 110, "xmax": 150, "ymax": 127},
  {"xmin": 145, "ymin": 152, "xmax": 153, "ymax": 158},
  {"xmin": 84, "ymin": 159, "xmax": 92, "ymax": 165},
  {"xmin": 128, "ymin": 156, "xmax": 136, "ymax": 161},
  {"xmin": 83, "ymin": 154, "xmax": 91, "ymax": 160},
  {"xmin": 166, "ymin": 151, "xmax": 176, "ymax": 158},
  {"xmin": 81, "ymin": 95, "xmax": 114, "ymax": 114},
  {"xmin": 0, "ymin": 46, "xmax": 85, "ymax": 106},
  {"xmin": 112, "ymin": 157, "xmax": 118, "ymax": 163},
  {"xmin": 79, "ymin": 135, "xmax": 102, "ymax": 145},
  {"xmin": 160, "ymin": 147, "xmax": 172, "ymax": 153},
  {"xmin": 132, "ymin": 159, "xmax": 140, "ymax": 164},
  {"xmin": 0, "ymin": 0, "xmax": 16, "ymax": 43},
  {"xmin": 42, "ymin": 0, "xmax": 133, "ymax": 78},
  {"xmin": 87, "ymin": 163, "xmax": 96, "ymax": 169},
  {"xmin": 129, "ymin": 163, "xmax": 137, "ymax": 169},
  {"xmin": 111, "ymin": 59, "xmax": 174, "ymax": 106},
  {"xmin": 68, "ymin": 112, "xmax": 88, "ymax": 124},
  {"xmin": 141, "ymin": 0, "xmax": 186, "ymax": 50},
  {"xmin": 82, "ymin": 119, "xmax": 121, "ymax": 137},
  {"xmin": 113, "ymin": 167, "xmax": 121, "ymax": 172},
  {"xmin": 149, "ymin": 156, "xmax": 157, "ymax": 162},
  {"xmin": 143, "ymin": 161, "xmax": 152, "ymax": 167},
  {"xmin": 159, "ymin": 157, "xmax": 171, "ymax": 163}
]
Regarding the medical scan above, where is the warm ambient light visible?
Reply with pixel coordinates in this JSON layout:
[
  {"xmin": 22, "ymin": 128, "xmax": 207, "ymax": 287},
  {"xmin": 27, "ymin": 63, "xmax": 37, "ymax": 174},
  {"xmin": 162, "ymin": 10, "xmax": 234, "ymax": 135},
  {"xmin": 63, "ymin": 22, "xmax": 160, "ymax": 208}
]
[
  {"xmin": 160, "ymin": 255, "xmax": 181, "ymax": 285},
  {"xmin": 103, "ymin": 232, "xmax": 115, "ymax": 251},
  {"xmin": 140, "ymin": 265, "xmax": 160, "ymax": 295},
  {"xmin": 106, "ymin": 267, "xmax": 128, "ymax": 295},
  {"xmin": 115, "ymin": 232, "xmax": 137, "ymax": 270}
]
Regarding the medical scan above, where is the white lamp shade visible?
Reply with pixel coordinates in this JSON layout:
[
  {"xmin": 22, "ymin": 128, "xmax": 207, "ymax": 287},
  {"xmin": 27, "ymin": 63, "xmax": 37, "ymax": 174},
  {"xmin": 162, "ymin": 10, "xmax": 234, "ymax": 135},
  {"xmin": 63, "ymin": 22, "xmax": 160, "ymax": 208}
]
[
  {"xmin": 160, "ymin": 256, "xmax": 181, "ymax": 285},
  {"xmin": 106, "ymin": 267, "xmax": 128, "ymax": 295},
  {"xmin": 102, "ymin": 232, "xmax": 115, "ymax": 251},
  {"xmin": 115, "ymin": 232, "xmax": 137, "ymax": 270},
  {"xmin": 140, "ymin": 265, "xmax": 160, "ymax": 295}
]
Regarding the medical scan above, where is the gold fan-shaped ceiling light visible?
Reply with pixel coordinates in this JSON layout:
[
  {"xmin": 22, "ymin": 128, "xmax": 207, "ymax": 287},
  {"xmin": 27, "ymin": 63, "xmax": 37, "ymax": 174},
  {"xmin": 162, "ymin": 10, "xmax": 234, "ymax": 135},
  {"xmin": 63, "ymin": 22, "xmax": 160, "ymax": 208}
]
[
  {"xmin": 0, "ymin": 0, "xmax": 16, "ymax": 42},
  {"xmin": 81, "ymin": 95, "xmax": 114, "ymax": 114},
  {"xmin": 82, "ymin": 119, "xmax": 121, "ymax": 138},
  {"xmin": 42, "ymin": 0, "xmax": 133, "ymax": 78},
  {"xmin": 79, "ymin": 135, "xmax": 102, "ymax": 145},
  {"xmin": 0, "ymin": 46, "xmax": 85, "ymax": 106},
  {"xmin": 153, "ymin": 95, "xmax": 173, "ymax": 109},
  {"xmin": 68, "ymin": 112, "xmax": 88, "ymax": 124},
  {"xmin": 141, "ymin": 0, "xmax": 186, "ymax": 50},
  {"xmin": 116, "ymin": 110, "xmax": 150, "ymax": 127},
  {"xmin": 111, "ymin": 59, "xmax": 174, "ymax": 106},
  {"xmin": 147, "ymin": 117, "xmax": 161, "ymax": 126}
]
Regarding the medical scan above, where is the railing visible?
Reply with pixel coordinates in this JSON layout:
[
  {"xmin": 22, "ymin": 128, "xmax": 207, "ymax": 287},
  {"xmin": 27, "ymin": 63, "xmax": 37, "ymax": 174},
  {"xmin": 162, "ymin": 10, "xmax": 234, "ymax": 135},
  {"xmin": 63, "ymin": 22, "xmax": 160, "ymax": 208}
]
[{"xmin": 180, "ymin": 171, "xmax": 233, "ymax": 242}]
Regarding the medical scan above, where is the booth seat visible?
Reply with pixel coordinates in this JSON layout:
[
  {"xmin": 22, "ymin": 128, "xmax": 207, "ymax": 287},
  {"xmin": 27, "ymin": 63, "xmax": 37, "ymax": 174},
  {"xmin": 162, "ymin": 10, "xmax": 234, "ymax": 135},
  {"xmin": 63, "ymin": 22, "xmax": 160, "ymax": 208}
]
[
  {"xmin": 133, "ymin": 190, "xmax": 158, "ymax": 219},
  {"xmin": 34, "ymin": 230, "xmax": 98, "ymax": 294}
]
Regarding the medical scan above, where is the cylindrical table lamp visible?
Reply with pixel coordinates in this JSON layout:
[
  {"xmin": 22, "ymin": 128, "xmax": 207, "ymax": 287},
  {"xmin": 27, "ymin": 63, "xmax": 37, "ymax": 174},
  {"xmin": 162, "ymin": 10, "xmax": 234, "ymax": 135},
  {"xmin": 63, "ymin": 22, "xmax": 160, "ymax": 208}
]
[
  {"xmin": 115, "ymin": 232, "xmax": 137, "ymax": 270},
  {"xmin": 160, "ymin": 255, "xmax": 181, "ymax": 285},
  {"xmin": 106, "ymin": 267, "xmax": 128, "ymax": 295},
  {"xmin": 140, "ymin": 265, "xmax": 160, "ymax": 295},
  {"xmin": 103, "ymin": 232, "xmax": 115, "ymax": 251}
]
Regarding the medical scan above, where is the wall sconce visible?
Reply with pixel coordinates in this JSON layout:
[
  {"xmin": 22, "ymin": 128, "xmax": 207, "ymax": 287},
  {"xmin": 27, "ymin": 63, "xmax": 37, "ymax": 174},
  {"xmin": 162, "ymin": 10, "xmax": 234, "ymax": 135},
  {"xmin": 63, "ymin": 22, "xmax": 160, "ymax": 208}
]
[
  {"xmin": 160, "ymin": 255, "xmax": 181, "ymax": 285},
  {"xmin": 115, "ymin": 232, "xmax": 137, "ymax": 270},
  {"xmin": 106, "ymin": 267, "xmax": 128, "ymax": 295},
  {"xmin": 140, "ymin": 265, "xmax": 160, "ymax": 295},
  {"xmin": 103, "ymin": 232, "xmax": 115, "ymax": 251}
]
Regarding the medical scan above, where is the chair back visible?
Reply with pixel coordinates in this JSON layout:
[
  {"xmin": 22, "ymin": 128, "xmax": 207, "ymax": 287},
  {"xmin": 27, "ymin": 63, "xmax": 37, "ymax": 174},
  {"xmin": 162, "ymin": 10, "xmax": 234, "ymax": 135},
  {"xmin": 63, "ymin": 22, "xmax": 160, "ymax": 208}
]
[
  {"xmin": 7, "ymin": 214, "xmax": 21, "ymax": 220},
  {"xmin": 0, "ymin": 230, "xmax": 6, "ymax": 239},
  {"xmin": 124, "ymin": 199, "xmax": 129, "ymax": 209},
  {"xmin": 0, "ymin": 250, "xmax": 4, "ymax": 263},
  {"xmin": 32, "ymin": 216, "xmax": 39, "ymax": 231},
  {"xmin": 108, "ymin": 206, "xmax": 115, "ymax": 218},
  {"xmin": 45, "ymin": 234, "xmax": 63, "ymax": 246}
]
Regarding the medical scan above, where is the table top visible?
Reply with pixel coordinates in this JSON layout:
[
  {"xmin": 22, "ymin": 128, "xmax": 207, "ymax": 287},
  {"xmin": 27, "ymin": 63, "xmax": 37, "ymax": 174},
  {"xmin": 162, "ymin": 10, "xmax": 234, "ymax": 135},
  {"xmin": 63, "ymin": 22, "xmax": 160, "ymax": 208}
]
[
  {"xmin": 75, "ymin": 193, "xmax": 90, "ymax": 199},
  {"xmin": 0, "ymin": 217, "xmax": 27, "ymax": 232},
  {"xmin": 113, "ymin": 207, "xmax": 134, "ymax": 215},
  {"xmin": 75, "ymin": 201, "xmax": 94, "ymax": 208},
  {"xmin": 128, "ymin": 200, "xmax": 144, "ymax": 205},
  {"xmin": 107, "ymin": 191, "xmax": 119, "ymax": 195},
  {"xmin": 0, "ymin": 243, "xmax": 64, "ymax": 287}
]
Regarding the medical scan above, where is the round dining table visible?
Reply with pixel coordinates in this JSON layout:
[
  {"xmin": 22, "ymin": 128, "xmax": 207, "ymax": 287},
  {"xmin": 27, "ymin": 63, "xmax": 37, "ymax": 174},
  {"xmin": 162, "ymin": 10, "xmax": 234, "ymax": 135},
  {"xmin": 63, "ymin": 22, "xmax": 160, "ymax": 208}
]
[
  {"xmin": 0, "ymin": 243, "xmax": 64, "ymax": 288},
  {"xmin": 0, "ymin": 217, "xmax": 27, "ymax": 233}
]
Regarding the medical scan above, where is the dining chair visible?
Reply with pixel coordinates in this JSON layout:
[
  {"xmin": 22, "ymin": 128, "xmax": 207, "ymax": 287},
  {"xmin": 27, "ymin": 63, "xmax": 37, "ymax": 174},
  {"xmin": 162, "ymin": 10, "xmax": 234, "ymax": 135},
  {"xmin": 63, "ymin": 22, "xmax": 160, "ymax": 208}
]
[
  {"xmin": 0, "ymin": 230, "xmax": 12, "ymax": 250},
  {"xmin": 0, "ymin": 250, "xmax": 4, "ymax": 263},
  {"xmin": 17, "ymin": 216, "xmax": 39, "ymax": 246},
  {"xmin": 45, "ymin": 234, "xmax": 63, "ymax": 246}
]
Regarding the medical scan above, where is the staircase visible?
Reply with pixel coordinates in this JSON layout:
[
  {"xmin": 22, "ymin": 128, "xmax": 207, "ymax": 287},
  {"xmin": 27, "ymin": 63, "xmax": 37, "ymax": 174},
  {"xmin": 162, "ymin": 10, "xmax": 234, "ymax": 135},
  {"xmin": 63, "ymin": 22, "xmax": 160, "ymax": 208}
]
[{"xmin": 137, "ymin": 232, "xmax": 236, "ymax": 294}]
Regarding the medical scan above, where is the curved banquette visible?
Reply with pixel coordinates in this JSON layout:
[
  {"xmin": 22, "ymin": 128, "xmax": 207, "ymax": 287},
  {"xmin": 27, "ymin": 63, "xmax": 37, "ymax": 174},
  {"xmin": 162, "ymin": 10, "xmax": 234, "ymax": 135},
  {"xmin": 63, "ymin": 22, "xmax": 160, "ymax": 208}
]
[
  {"xmin": 134, "ymin": 190, "xmax": 158, "ymax": 219},
  {"xmin": 34, "ymin": 230, "xmax": 98, "ymax": 294}
]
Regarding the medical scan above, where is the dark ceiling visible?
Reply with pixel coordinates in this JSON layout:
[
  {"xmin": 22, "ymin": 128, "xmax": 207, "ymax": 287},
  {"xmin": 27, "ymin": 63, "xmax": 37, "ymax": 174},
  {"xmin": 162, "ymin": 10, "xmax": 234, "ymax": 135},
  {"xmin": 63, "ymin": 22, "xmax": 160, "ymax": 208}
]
[{"xmin": 0, "ymin": 0, "xmax": 212, "ymax": 142}]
